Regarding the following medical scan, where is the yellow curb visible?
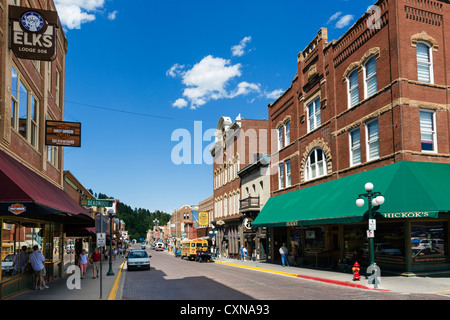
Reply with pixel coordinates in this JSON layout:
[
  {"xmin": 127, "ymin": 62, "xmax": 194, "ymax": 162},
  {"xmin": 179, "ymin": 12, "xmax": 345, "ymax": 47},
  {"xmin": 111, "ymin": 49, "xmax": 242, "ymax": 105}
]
[
  {"xmin": 214, "ymin": 260, "xmax": 299, "ymax": 278},
  {"xmin": 107, "ymin": 258, "xmax": 126, "ymax": 300}
]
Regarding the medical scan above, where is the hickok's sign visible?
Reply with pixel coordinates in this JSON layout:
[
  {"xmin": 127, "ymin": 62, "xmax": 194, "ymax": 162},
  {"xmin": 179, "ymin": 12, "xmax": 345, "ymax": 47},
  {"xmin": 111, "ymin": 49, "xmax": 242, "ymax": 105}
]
[{"xmin": 9, "ymin": 6, "xmax": 58, "ymax": 61}]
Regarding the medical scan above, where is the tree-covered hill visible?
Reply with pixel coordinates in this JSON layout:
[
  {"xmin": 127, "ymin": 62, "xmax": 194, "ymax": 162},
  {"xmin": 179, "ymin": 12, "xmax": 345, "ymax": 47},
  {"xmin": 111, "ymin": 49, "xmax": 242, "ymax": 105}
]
[{"xmin": 91, "ymin": 190, "xmax": 171, "ymax": 240}]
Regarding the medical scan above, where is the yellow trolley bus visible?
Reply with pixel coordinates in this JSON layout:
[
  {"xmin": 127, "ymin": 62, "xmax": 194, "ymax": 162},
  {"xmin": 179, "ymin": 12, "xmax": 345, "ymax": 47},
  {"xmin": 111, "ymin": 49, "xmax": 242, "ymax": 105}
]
[{"xmin": 180, "ymin": 238, "xmax": 212, "ymax": 262}]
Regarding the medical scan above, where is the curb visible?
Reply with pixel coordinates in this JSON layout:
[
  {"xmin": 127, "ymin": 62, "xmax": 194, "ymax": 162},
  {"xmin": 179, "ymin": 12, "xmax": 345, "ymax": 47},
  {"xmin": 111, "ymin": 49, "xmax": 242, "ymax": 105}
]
[
  {"xmin": 213, "ymin": 260, "xmax": 389, "ymax": 292},
  {"xmin": 107, "ymin": 257, "xmax": 126, "ymax": 300}
]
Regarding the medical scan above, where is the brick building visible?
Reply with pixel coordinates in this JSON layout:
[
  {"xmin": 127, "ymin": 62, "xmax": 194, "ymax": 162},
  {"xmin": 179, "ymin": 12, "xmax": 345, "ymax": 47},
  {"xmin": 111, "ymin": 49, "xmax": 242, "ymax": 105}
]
[
  {"xmin": 253, "ymin": 0, "xmax": 450, "ymax": 275},
  {"xmin": 170, "ymin": 205, "xmax": 198, "ymax": 247},
  {"xmin": 210, "ymin": 115, "xmax": 269, "ymax": 258},
  {"xmin": 0, "ymin": 0, "xmax": 92, "ymax": 298}
]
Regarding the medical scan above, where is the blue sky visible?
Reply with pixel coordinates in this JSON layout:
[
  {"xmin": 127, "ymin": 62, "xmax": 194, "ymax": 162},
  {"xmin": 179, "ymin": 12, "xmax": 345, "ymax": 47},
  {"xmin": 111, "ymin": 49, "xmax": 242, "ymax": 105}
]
[{"xmin": 58, "ymin": 0, "xmax": 375, "ymax": 214}]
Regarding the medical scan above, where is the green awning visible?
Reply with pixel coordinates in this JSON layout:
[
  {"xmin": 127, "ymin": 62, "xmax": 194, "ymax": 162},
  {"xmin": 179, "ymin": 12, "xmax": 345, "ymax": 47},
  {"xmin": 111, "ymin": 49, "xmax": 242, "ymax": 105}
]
[{"xmin": 252, "ymin": 161, "xmax": 450, "ymax": 228}]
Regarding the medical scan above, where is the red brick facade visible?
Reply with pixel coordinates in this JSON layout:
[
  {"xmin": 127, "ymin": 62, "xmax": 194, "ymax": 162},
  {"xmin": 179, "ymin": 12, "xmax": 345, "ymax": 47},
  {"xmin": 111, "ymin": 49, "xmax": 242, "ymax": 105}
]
[{"xmin": 269, "ymin": 0, "xmax": 450, "ymax": 197}]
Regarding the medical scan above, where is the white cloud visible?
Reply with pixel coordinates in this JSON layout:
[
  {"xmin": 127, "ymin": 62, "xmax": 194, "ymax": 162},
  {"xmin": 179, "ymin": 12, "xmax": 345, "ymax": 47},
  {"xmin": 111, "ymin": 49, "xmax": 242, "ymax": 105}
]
[
  {"xmin": 166, "ymin": 63, "xmax": 185, "ymax": 78},
  {"xmin": 180, "ymin": 55, "xmax": 242, "ymax": 109},
  {"xmin": 54, "ymin": 0, "xmax": 105, "ymax": 29},
  {"xmin": 335, "ymin": 14, "xmax": 354, "ymax": 29},
  {"xmin": 264, "ymin": 89, "xmax": 285, "ymax": 100},
  {"xmin": 231, "ymin": 36, "xmax": 252, "ymax": 57},
  {"xmin": 172, "ymin": 98, "xmax": 188, "ymax": 109},
  {"xmin": 327, "ymin": 11, "xmax": 342, "ymax": 24},
  {"xmin": 108, "ymin": 10, "xmax": 118, "ymax": 21}
]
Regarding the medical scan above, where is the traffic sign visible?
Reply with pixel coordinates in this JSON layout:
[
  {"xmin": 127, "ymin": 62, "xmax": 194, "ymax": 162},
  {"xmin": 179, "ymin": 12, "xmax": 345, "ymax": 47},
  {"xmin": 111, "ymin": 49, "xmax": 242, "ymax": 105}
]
[
  {"xmin": 97, "ymin": 233, "xmax": 106, "ymax": 247},
  {"xmin": 368, "ymin": 219, "xmax": 376, "ymax": 230},
  {"xmin": 81, "ymin": 199, "xmax": 114, "ymax": 207}
]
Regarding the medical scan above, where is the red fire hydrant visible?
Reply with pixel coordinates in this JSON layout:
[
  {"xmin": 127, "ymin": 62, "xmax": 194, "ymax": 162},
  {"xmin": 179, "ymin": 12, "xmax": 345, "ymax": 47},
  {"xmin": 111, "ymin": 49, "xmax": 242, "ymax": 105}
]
[{"xmin": 352, "ymin": 262, "xmax": 361, "ymax": 281}]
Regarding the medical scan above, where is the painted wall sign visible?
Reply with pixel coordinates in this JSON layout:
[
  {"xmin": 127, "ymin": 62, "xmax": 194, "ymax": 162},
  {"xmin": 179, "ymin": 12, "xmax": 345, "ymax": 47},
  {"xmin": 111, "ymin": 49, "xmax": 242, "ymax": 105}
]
[
  {"xmin": 9, "ymin": 6, "xmax": 58, "ymax": 61},
  {"xmin": 381, "ymin": 211, "xmax": 439, "ymax": 219},
  {"xmin": 8, "ymin": 203, "xmax": 26, "ymax": 215},
  {"xmin": 45, "ymin": 120, "xmax": 81, "ymax": 147}
]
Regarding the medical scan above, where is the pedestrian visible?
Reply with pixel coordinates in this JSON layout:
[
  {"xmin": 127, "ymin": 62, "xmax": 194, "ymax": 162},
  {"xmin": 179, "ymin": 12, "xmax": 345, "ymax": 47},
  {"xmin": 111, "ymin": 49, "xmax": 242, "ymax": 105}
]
[
  {"xmin": 14, "ymin": 246, "xmax": 29, "ymax": 274},
  {"xmin": 28, "ymin": 245, "xmax": 48, "ymax": 290},
  {"xmin": 279, "ymin": 243, "xmax": 289, "ymax": 267},
  {"xmin": 240, "ymin": 246, "xmax": 245, "ymax": 260},
  {"xmin": 291, "ymin": 245, "xmax": 299, "ymax": 267},
  {"xmin": 79, "ymin": 249, "xmax": 89, "ymax": 279},
  {"xmin": 90, "ymin": 247, "xmax": 101, "ymax": 279},
  {"xmin": 243, "ymin": 247, "xmax": 248, "ymax": 261}
]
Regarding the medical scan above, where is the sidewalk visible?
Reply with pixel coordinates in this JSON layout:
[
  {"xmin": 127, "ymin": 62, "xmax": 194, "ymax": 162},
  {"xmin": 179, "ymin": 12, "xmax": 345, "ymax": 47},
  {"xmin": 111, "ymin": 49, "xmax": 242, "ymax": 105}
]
[
  {"xmin": 212, "ymin": 256, "xmax": 450, "ymax": 295},
  {"xmin": 8, "ymin": 255, "xmax": 126, "ymax": 300}
]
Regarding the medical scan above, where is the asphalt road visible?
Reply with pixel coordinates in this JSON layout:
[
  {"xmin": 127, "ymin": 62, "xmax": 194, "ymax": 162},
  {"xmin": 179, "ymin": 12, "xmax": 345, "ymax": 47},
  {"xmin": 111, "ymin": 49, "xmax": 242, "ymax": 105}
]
[{"xmin": 119, "ymin": 247, "xmax": 450, "ymax": 301}]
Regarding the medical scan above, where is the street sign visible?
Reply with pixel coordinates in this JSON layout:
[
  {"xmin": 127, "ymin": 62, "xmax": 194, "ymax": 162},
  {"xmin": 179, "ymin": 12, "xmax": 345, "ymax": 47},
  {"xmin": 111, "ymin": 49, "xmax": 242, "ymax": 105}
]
[
  {"xmin": 97, "ymin": 233, "xmax": 106, "ymax": 247},
  {"xmin": 367, "ymin": 230, "xmax": 375, "ymax": 238},
  {"xmin": 81, "ymin": 199, "xmax": 114, "ymax": 207},
  {"xmin": 368, "ymin": 219, "xmax": 376, "ymax": 230}
]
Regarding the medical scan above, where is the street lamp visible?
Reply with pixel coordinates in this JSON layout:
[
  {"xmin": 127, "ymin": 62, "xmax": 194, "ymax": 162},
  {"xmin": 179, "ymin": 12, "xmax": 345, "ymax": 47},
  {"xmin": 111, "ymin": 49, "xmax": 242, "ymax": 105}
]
[
  {"xmin": 107, "ymin": 208, "xmax": 116, "ymax": 276},
  {"xmin": 356, "ymin": 182, "xmax": 385, "ymax": 268},
  {"xmin": 209, "ymin": 227, "xmax": 218, "ymax": 258}
]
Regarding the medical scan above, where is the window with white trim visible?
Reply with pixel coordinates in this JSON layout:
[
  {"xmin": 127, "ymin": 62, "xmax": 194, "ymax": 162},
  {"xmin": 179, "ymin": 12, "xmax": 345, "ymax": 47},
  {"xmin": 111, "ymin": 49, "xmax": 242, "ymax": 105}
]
[
  {"xmin": 366, "ymin": 119, "xmax": 379, "ymax": 160},
  {"xmin": 285, "ymin": 160, "xmax": 291, "ymax": 187},
  {"xmin": 305, "ymin": 148, "xmax": 326, "ymax": 181},
  {"xmin": 285, "ymin": 121, "xmax": 290, "ymax": 146},
  {"xmin": 278, "ymin": 126, "xmax": 283, "ymax": 151},
  {"xmin": 364, "ymin": 56, "xmax": 377, "ymax": 98},
  {"xmin": 349, "ymin": 128, "xmax": 361, "ymax": 166},
  {"xmin": 348, "ymin": 70, "xmax": 359, "ymax": 108},
  {"xmin": 417, "ymin": 42, "xmax": 433, "ymax": 84},
  {"xmin": 307, "ymin": 96, "xmax": 321, "ymax": 132},
  {"xmin": 278, "ymin": 163, "xmax": 284, "ymax": 189},
  {"xmin": 420, "ymin": 109, "xmax": 436, "ymax": 152}
]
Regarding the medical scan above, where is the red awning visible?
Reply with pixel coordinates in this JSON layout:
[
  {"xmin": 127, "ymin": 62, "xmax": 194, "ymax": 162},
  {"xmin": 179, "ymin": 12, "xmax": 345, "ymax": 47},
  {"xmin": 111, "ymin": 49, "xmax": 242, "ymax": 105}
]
[{"xmin": 0, "ymin": 149, "xmax": 92, "ymax": 224}]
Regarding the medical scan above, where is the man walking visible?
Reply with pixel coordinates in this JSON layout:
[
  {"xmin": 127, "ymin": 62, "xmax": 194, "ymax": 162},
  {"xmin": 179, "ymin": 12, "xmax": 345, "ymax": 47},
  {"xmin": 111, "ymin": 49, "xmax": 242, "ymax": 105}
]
[
  {"xmin": 279, "ymin": 243, "xmax": 289, "ymax": 267},
  {"xmin": 91, "ymin": 247, "xmax": 101, "ymax": 279},
  {"xmin": 28, "ymin": 245, "xmax": 48, "ymax": 290}
]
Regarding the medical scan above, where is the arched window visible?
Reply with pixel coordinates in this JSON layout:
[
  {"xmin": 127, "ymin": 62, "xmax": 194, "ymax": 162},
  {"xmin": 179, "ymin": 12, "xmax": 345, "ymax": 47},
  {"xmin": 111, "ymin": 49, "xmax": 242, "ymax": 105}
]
[
  {"xmin": 348, "ymin": 69, "xmax": 359, "ymax": 108},
  {"xmin": 364, "ymin": 56, "xmax": 377, "ymax": 98},
  {"xmin": 305, "ymin": 148, "xmax": 327, "ymax": 181},
  {"xmin": 417, "ymin": 42, "xmax": 433, "ymax": 84},
  {"xmin": 224, "ymin": 195, "xmax": 228, "ymax": 216}
]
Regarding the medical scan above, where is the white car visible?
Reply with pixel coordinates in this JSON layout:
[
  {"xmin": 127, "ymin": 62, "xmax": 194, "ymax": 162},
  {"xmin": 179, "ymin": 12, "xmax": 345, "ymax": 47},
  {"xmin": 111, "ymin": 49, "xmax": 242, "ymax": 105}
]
[
  {"xmin": 2, "ymin": 253, "xmax": 15, "ymax": 276},
  {"xmin": 127, "ymin": 250, "xmax": 151, "ymax": 271}
]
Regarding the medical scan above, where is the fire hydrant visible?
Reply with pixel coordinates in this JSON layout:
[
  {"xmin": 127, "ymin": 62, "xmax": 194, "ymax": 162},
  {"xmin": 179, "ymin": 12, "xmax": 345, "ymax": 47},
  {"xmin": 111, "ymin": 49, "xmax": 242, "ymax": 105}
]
[{"xmin": 352, "ymin": 262, "xmax": 361, "ymax": 281}]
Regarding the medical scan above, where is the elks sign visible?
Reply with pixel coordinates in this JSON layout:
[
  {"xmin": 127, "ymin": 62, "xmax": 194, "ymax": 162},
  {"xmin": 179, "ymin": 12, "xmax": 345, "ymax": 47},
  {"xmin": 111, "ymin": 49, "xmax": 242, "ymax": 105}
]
[{"xmin": 9, "ymin": 6, "xmax": 58, "ymax": 61}]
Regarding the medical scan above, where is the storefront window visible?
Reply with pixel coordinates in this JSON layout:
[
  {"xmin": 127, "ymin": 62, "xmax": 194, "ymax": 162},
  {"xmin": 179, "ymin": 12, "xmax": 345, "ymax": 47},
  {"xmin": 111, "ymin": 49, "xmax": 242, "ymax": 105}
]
[
  {"xmin": 304, "ymin": 227, "xmax": 325, "ymax": 251},
  {"xmin": 344, "ymin": 223, "xmax": 404, "ymax": 264},
  {"xmin": 411, "ymin": 221, "xmax": 447, "ymax": 263},
  {"xmin": 1, "ymin": 220, "xmax": 43, "ymax": 282}
]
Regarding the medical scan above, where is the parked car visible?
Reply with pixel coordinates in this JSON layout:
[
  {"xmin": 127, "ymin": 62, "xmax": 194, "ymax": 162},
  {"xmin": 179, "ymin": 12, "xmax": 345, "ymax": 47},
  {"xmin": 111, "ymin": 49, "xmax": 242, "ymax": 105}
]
[
  {"xmin": 141, "ymin": 245, "xmax": 146, "ymax": 250},
  {"xmin": 2, "ymin": 253, "xmax": 15, "ymax": 276},
  {"xmin": 127, "ymin": 250, "xmax": 151, "ymax": 271}
]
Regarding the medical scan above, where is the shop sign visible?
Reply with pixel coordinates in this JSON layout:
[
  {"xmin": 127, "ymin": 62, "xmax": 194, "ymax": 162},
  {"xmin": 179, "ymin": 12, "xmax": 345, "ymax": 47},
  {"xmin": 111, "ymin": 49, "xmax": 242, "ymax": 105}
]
[
  {"xmin": 243, "ymin": 218, "xmax": 253, "ymax": 230},
  {"xmin": 9, "ymin": 6, "xmax": 58, "ymax": 61},
  {"xmin": 46, "ymin": 120, "xmax": 81, "ymax": 147},
  {"xmin": 8, "ymin": 203, "xmax": 26, "ymax": 215},
  {"xmin": 381, "ymin": 211, "xmax": 438, "ymax": 219},
  {"xmin": 198, "ymin": 211, "xmax": 209, "ymax": 226}
]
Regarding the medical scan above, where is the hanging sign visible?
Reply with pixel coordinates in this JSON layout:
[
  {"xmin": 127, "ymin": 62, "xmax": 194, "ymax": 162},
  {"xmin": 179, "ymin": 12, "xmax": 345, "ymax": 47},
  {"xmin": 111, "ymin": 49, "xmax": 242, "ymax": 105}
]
[
  {"xmin": 45, "ymin": 120, "xmax": 81, "ymax": 147},
  {"xmin": 9, "ymin": 6, "xmax": 58, "ymax": 61}
]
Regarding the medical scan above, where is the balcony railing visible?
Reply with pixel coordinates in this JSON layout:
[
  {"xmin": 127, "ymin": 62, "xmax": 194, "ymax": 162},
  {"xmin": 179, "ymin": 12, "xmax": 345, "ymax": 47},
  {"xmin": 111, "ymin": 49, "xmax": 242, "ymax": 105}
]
[{"xmin": 239, "ymin": 196, "xmax": 260, "ymax": 212}]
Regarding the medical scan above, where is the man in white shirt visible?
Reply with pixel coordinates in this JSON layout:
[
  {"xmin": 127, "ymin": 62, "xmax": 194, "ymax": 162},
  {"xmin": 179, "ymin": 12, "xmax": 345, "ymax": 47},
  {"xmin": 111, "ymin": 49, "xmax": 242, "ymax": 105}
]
[
  {"xmin": 28, "ymin": 245, "xmax": 48, "ymax": 290},
  {"xmin": 279, "ymin": 243, "xmax": 289, "ymax": 267}
]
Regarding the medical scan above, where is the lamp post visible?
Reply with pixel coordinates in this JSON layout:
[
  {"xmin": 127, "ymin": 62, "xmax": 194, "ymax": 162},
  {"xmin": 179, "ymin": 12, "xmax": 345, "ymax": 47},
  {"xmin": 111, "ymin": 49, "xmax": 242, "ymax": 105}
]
[
  {"xmin": 356, "ymin": 182, "xmax": 385, "ymax": 267},
  {"xmin": 209, "ymin": 227, "xmax": 218, "ymax": 258},
  {"xmin": 107, "ymin": 208, "xmax": 116, "ymax": 276}
]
